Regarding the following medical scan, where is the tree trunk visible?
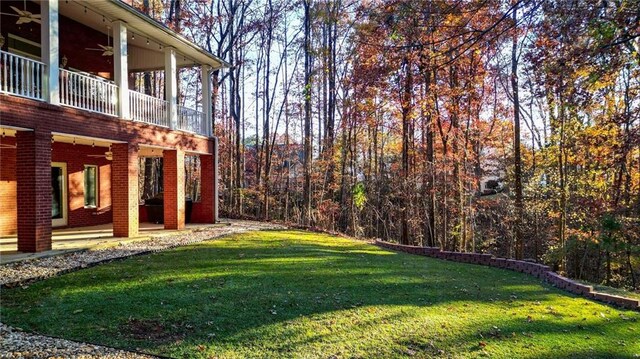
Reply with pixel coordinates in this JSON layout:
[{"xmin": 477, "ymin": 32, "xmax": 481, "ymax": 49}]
[
  {"xmin": 302, "ymin": 0, "xmax": 313, "ymax": 225},
  {"xmin": 512, "ymin": 2, "xmax": 524, "ymax": 259}
]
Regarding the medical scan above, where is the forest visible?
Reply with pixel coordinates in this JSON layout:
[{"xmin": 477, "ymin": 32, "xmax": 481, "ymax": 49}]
[{"xmin": 128, "ymin": 0, "xmax": 640, "ymax": 292}]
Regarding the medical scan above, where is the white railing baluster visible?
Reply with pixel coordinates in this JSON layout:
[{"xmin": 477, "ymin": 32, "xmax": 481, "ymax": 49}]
[
  {"xmin": 129, "ymin": 90, "xmax": 169, "ymax": 128},
  {"xmin": 0, "ymin": 50, "xmax": 207, "ymax": 132},
  {"xmin": 57, "ymin": 68, "xmax": 118, "ymax": 116},
  {"xmin": 0, "ymin": 50, "xmax": 44, "ymax": 101},
  {"xmin": 26, "ymin": 61, "xmax": 31, "ymax": 97},
  {"xmin": 176, "ymin": 105, "xmax": 206, "ymax": 135}
]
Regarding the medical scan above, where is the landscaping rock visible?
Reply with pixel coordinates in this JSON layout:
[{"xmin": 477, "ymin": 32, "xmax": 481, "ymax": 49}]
[
  {"xmin": 0, "ymin": 220, "xmax": 285, "ymax": 288},
  {"xmin": 0, "ymin": 323, "xmax": 156, "ymax": 358}
]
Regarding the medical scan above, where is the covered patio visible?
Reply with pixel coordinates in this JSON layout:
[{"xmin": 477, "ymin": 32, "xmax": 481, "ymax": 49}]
[{"xmin": 0, "ymin": 222, "xmax": 227, "ymax": 264}]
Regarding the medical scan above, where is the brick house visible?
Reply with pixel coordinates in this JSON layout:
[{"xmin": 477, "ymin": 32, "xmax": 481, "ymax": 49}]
[{"xmin": 0, "ymin": 0, "xmax": 225, "ymax": 252}]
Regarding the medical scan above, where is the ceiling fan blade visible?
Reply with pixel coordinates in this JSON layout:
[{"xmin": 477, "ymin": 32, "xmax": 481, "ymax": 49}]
[
  {"xmin": 16, "ymin": 17, "xmax": 30, "ymax": 24},
  {"xmin": 30, "ymin": 14, "xmax": 41, "ymax": 19},
  {"xmin": 9, "ymin": 6, "xmax": 22, "ymax": 14},
  {"xmin": 0, "ymin": 12, "xmax": 20, "ymax": 17},
  {"xmin": 32, "ymin": 18, "xmax": 41, "ymax": 24}
]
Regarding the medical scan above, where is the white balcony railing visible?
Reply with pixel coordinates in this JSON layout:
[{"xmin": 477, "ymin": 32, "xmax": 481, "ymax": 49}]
[
  {"xmin": 129, "ymin": 90, "xmax": 169, "ymax": 127},
  {"xmin": 177, "ymin": 105, "xmax": 206, "ymax": 134},
  {"xmin": 1, "ymin": 49, "xmax": 209, "ymax": 136},
  {"xmin": 0, "ymin": 50, "xmax": 44, "ymax": 100},
  {"xmin": 60, "ymin": 69, "xmax": 118, "ymax": 116}
]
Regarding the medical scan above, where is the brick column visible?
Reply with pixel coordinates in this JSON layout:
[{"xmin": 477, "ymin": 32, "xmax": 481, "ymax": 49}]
[
  {"xmin": 112, "ymin": 143, "xmax": 139, "ymax": 237},
  {"xmin": 200, "ymin": 153, "xmax": 215, "ymax": 223},
  {"xmin": 16, "ymin": 129, "xmax": 52, "ymax": 252},
  {"xmin": 163, "ymin": 149, "xmax": 185, "ymax": 229}
]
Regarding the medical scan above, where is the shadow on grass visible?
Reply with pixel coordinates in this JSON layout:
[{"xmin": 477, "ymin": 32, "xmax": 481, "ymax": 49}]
[{"xmin": 2, "ymin": 230, "xmax": 639, "ymax": 358}]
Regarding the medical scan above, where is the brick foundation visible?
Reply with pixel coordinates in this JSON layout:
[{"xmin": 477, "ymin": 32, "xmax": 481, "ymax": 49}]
[
  {"xmin": 197, "ymin": 153, "xmax": 216, "ymax": 224},
  {"xmin": 111, "ymin": 143, "xmax": 139, "ymax": 238},
  {"xmin": 0, "ymin": 95, "xmax": 219, "ymax": 251},
  {"xmin": 163, "ymin": 149, "xmax": 185, "ymax": 230},
  {"xmin": 16, "ymin": 130, "xmax": 52, "ymax": 252}
]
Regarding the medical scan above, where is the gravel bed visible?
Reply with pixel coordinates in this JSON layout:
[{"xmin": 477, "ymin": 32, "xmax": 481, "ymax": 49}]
[
  {"xmin": 1, "ymin": 220, "xmax": 285, "ymax": 288},
  {"xmin": 0, "ymin": 323, "xmax": 158, "ymax": 359},
  {"xmin": 0, "ymin": 220, "xmax": 285, "ymax": 358}
]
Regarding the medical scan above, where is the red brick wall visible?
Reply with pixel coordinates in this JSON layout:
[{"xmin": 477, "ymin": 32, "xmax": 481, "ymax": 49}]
[
  {"xmin": 111, "ymin": 143, "xmax": 139, "ymax": 238},
  {"xmin": 0, "ymin": 136, "xmax": 17, "ymax": 235},
  {"xmin": 0, "ymin": 1, "xmax": 113, "ymax": 75},
  {"xmin": 0, "ymin": 140, "xmax": 114, "ymax": 235},
  {"xmin": 163, "ymin": 150, "xmax": 185, "ymax": 230},
  {"xmin": 194, "ymin": 153, "xmax": 216, "ymax": 223},
  {"xmin": 0, "ymin": 95, "xmax": 217, "ymax": 240},
  {"xmin": 16, "ymin": 129, "xmax": 52, "ymax": 252},
  {"xmin": 51, "ymin": 142, "xmax": 113, "ymax": 229},
  {"xmin": 0, "ymin": 95, "xmax": 214, "ymax": 154}
]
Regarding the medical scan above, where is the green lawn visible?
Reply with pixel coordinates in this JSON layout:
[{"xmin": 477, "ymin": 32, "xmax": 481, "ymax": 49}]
[{"xmin": 2, "ymin": 230, "xmax": 639, "ymax": 358}]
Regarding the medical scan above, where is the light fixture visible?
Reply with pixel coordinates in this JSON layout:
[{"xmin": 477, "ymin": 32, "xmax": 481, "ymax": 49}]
[
  {"xmin": 102, "ymin": 15, "xmax": 105, "ymax": 22},
  {"xmin": 146, "ymin": 38, "xmax": 150, "ymax": 45},
  {"xmin": 92, "ymin": 141, "xmax": 95, "ymax": 148},
  {"xmin": 84, "ymin": 6, "xmax": 87, "ymax": 13},
  {"xmin": 132, "ymin": 32, "xmax": 135, "ymax": 40},
  {"xmin": 73, "ymin": 137, "xmax": 76, "ymax": 145}
]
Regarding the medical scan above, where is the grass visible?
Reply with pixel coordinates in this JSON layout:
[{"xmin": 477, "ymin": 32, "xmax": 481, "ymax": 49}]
[{"xmin": 1, "ymin": 230, "xmax": 639, "ymax": 358}]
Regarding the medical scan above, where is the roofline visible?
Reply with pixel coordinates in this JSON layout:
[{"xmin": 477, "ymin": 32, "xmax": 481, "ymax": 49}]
[{"xmin": 107, "ymin": 0, "xmax": 231, "ymax": 69}]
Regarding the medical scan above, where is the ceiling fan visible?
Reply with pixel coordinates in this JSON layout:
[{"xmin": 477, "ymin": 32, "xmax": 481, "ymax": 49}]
[
  {"xmin": 85, "ymin": 44, "xmax": 113, "ymax": 56},
  {"xmin": 87, "ymin": 145, "xmax": 113, "ymax": 161},
  {"xmin": 0, "ymin": 1, "xmax": 41, "ymax": 25},
  {"xmin": 85, "ymin": 26, "xmax": 113, "ymax": 56}
]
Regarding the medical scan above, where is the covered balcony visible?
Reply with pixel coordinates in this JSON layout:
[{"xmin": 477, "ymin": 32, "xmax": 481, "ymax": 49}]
[{"xmin": 0, "ymin": 0, "xmax": 224, "ymax": 136}]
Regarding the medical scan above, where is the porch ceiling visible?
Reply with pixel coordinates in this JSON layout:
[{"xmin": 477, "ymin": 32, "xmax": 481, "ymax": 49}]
[{"xmin": 57, "ymin": 0, "xmax": 228, "ymax": 71}]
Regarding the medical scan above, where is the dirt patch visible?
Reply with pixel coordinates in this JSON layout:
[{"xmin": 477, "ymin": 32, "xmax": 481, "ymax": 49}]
[{"xmin": 121, "ymin": 318, "xmax": 191, "ymax": 343}]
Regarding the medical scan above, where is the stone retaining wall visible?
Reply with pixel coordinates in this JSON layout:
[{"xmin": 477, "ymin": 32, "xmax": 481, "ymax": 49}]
[{"xmin": 375, "ymin": 240, "xmax": 640, "ymax": 311}]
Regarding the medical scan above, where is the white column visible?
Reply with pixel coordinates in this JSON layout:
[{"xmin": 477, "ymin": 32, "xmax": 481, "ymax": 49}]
[
  {"xmin": 41, "ymin": 0, "xmax": 59, "ymax": 105},
  {"xmin": 165, "ymin": 47, "xmax": 178, "ymax": 129},
  {"xmin": 201, "ymin": 65, "xmax": 212, "ymax": 136},
  {"xmin": 113, "ymin": 21, "xmax": 129, "ymax": 119}
]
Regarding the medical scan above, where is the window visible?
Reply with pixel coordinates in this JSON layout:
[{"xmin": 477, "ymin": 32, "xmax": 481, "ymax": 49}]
[
  {"xmin": 84, "ymin": 165, "xmax": 98, "ymax": 208},
  {"xmin": 8, "ymin": 34, "xmax": 41, "ymax": 60}
]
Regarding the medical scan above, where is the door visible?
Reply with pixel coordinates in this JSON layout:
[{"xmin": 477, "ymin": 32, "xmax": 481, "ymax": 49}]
[{"xmin": 51, "ymin": 162, "xmax": 68, "ymax": 227}]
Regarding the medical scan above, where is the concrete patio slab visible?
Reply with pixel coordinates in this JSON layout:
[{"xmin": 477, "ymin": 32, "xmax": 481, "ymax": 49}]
[{"xmin": 0, "ymin": 222, "xmax": 230, "ymax": 264}]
